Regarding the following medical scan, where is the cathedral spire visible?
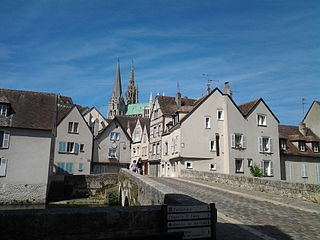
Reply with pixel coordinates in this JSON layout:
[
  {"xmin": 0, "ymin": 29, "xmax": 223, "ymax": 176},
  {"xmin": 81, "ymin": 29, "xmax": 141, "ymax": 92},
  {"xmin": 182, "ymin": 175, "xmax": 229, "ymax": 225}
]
[
  {"xmin": 112, "ymin": 60, "xmax": 122, "ymax": 98},
  {"xmin": 125, "ymin": 61, "xmax": 139, "ymax": 105}
]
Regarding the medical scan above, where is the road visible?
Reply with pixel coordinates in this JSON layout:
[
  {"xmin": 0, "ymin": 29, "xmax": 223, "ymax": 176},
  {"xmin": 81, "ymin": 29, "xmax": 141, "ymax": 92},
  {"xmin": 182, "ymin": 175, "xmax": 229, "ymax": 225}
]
[{"xmin": 151, "ymin": 177, "xmax": 320, "ymax": 240}]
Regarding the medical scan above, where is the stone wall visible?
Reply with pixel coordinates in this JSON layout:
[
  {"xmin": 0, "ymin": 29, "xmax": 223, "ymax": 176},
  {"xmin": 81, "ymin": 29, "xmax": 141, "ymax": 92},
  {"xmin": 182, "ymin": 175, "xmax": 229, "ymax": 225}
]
[
  {"xmin": 181, "ymin": 169, "xmax": 320, "ymax": 203},
  {"xmin": 0, "ymin": 183, "xmax": 47, "ymax": 205},
  {"xmin": 0, "ymin": 206, "xmax": 163, "ymax": 240}
]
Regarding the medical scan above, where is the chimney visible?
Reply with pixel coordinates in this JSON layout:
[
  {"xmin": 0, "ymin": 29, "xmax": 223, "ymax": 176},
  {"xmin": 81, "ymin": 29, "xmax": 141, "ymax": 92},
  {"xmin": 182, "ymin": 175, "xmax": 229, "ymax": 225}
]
[
  {"xmin": 299, "ymin": 122, "xmax": 307, "ymax": 136},
  {"xmin": 224, "ymin": 82, "xmax": 232, "ymax": 98},
  {"xmin": 93, "ymin": 119, "xmax": 99, "ymax": 137},
  {"xmin": 175, "ymin": 92, "xmax": 181, "ymax": 110}
]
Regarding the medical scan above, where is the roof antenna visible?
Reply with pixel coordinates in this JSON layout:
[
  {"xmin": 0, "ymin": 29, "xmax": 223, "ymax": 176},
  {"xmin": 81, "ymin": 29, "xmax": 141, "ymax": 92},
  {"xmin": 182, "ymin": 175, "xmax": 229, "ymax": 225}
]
[
  {"xmin": 302, "ymin": 98, "xmax": 306, "ymax": 118},
  {"xmin": 202, "ymin": 74, "xmax": 219, "ymax": 94}
]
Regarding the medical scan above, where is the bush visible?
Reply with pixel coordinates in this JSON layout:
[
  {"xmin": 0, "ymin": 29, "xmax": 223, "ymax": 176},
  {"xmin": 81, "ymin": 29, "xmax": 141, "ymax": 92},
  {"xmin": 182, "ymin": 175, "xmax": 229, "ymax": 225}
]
[
  {"xmin": 250, "ymin": 164, "xmax": 265, "ymax": 177},
  {"xmin": 108, "ymin": 192, "xmax": 120, "ymax": 206}
]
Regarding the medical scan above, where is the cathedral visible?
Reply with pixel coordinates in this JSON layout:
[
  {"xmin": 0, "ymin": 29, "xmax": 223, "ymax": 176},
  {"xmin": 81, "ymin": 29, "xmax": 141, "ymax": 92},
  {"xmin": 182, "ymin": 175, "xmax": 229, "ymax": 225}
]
[{"xmin": 107, "ymin": 61, "xmax": 152, "ymax": 119}]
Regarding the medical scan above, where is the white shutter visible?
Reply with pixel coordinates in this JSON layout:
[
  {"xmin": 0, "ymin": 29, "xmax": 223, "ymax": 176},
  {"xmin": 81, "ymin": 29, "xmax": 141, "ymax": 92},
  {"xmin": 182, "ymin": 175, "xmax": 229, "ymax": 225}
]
[
  {"xmin": 242, "ymin": 135, "xmax": 247, "ymax": 149},
  {"xmin": 0, "ymin": 158, "xmax": 8, "ymax": 177},
  {"xmin": 288, "ymin": 163, "xmax": 293, "ymax": 182},
  {"xmin": 269, "ymin": 138, "xmax": 273, "ymax": 153},
  {"xmin": 301, "ymin": 164, "xmax": 307, "ymax": 178},
  {"xmin": 213, "ymin": 140, "xmax": 217, "ymax": 151},
  {"xmin": 3, "ymin": 131, "xmax": 10, "ymax": 148},
  {"xmin": 258, "ymin": 137, "xmax": 263, "ymax": 152},
  {"xmin": 231, "ymin": 134, "xmax": 235, "ymax": 148},
  {"xmin": 270, "ymin": 161, "xmax": 274, "ymax": 176},
  {"xmin": 316, "ymin": 165, "xmax": 320, "ymax": 183}
]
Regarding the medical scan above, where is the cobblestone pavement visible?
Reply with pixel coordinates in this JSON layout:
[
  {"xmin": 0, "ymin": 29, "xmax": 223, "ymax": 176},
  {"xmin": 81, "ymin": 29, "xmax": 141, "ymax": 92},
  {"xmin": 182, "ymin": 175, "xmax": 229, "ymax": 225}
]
[{"xmin": 151, "ymin": 177, "xmax": 320, "ymax": 240}]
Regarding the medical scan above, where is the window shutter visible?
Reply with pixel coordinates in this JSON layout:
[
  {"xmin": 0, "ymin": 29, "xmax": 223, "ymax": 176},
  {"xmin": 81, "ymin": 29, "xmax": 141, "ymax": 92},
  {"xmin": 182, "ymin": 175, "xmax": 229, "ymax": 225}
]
[
  {"xmin": 269, "ymin": 138, "xmax": 273, "ymax": 153},
  {"xmin": 57, "ymin": 162, "xmax": 65, "ymax": 174},
  {"xmin": 74, "ymin": 143, "xmax": 79, "ymax": 154},
  {"xmin": 258, "ymin": 137, "xmax": 263, "ymax": 152},
  {"xmin": 116, "ymin": 133, "xmax": 120, "ymax": 141},
  {"xmin": 231, "ymin": 134, "xmax": 235, "ymax": 148},
  {"xmin": 260, "ymin": 161, "xmax": 264, "ymax": 171},
  {"xmin": 59, "ymin": 142, "xmax": 66, "ymax": 153},
  {"xmin": 78, "ymin": 163, "xmax": 83, "ymax": 171},
  {"xmin": 66, "ymin": 163, "xmax": 73, "ymax": 174},
  {"xmin": 0, "ymin": 158, "xmax": 8, "ymax": 177},
  {"xmin": 242, "ymin": 136, "xmax": 247, "ymax": 149},
  {"xmin": 301, "ymin": 164, "xmax": 307, "ymax": 178},
  {"xmin": 270, "ymin": 161, "xmax": 274, "ymax": 176},
  {"xmin": 288, "ymin": 163, "xmax": 292, "ymax": 182},
  {"xmin": 316, "ymin": 165, "xmax": 320, "ymax": 183},
  {"xmin": 3, "ymin": 131, "xmax": 10, "ymax": 148},
  {"xmin": 213, "ymin": 140, "xmax": 217, "ymax": 151}
]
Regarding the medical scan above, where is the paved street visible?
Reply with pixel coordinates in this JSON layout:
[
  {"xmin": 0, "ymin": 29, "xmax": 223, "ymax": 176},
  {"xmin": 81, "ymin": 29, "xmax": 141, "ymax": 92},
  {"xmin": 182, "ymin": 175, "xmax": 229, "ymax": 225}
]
[{"xmin": 151, "ymin": 177, "xmax": 320, "ymax": 240}]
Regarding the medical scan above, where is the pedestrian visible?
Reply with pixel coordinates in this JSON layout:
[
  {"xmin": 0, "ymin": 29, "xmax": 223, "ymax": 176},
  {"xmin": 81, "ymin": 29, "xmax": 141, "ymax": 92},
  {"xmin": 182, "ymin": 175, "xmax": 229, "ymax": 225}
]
[
  {"xmin": 137, "ymin": 158, "xmax": 143, "ymax": 175},
  {"xmin": 130, "ymin": 160, "xmax": 137, "ymax": 173}
]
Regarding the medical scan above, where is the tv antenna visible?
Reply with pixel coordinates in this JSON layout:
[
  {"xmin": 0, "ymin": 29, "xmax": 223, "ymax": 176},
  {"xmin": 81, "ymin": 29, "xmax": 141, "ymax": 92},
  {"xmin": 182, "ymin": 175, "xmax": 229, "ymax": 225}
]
[
  {"xmin": 202, "ymin": 74, "xmax": 219, "ymax": 94},
  {"xmin": 302, "ymin": 98, "xmax": 306, "ymax": 117}
]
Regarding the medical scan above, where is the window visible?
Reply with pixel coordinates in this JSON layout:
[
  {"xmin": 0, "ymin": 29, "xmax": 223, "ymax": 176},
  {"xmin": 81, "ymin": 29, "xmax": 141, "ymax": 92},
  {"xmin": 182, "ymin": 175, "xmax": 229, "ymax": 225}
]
[
  {"xmin": 0, "ymin": 130, "xmax": 10, "ymax": 148},
  {"xmin": 261, "ymin": 160, "xmax": 273, "ymax": 176},
  {"xmin": 66, "ymin": 163, "xmax": 73, "ymax": 174},
  {"xmin": 0, "ymin": 105, "xmax": 8, "ymax": 116},
  {"xmin": 258, "ymin": 137, "xmax": 272, "ymax": 153},
  {"xmin": 231, "ymin": 134, "xmax": 246, "ymax": 149},
  {"xmin": 78, "ymin": 163, "xmax": 83, "ymax": 172},
  {"xmin": 186, "ymin": 162, "xmax": 193, "ymax": 169},
  {"xmin": 209, "ymin": 140, "xmax": 216, "ymax": 152},
  {"xmin": 301, "ymin": 164, "xmax": 308, "ymax": 178},
  {"xmin": 57, "ymin": 162, "xmax": 73, "ymax": 174},
  {"xmin": 80, "ymin": 144, "xmax": 84, "ymax": 152},
  {"xmin": 156, "ymin": 143, "xmax": 160, "ymax": 154},
  {"xmin": 235, "ymin": 159, "xmax": 244, "ymax": 173},
  {"xmin": 209, "ymin": 163, "xmax": 216, "ymax": 171},
  {"xmin": 108, "ymin": 148, "xmax": 117, "ymax": 158},
  {"xmin": 152, "ymin": 144, "xmax": 156, "ymax": 155},
  {"xmin": 217, "ymin": 110, "xmax": 224, "ymax": 121},
  {"xmin": 0, "ymin": 158, "xmax": 8, "ymax": 177},
  {"xmin": 257, "ymin": 114, "xmax": 267, "ymax": 126},
  {"xmin": 298, "ymin": 141, "xmax": 306, "ymax": 152},
  {"xmin": 133, "ymin": 147, "xmax": 136, "ymax": 157},
  {"xmin": 204, "ymin": 117, "xmax": 211, "ymax": 129},
  {"xmin": 153, "ymin": 126, "xmax": 157, "ymax": 138},
  {"xmin": 312, "ymin": 142, "xmax": 319, "ymax": 153},
  {"xmin": 164, "ymin": 142, "xmax": 168, "ymax": 155},
  {"xmin": 59, "ymin": 142, "xmax": 79, "ymax": 154},
  {"xmin": 110, "ymin": 132, "xmax": 120, "ymax": 141},
  {"xmin": 280, "ymin": 139, "xmax": 286, "ymax": 151},
  {"xmin": 158, "ymin": 124, "xmax": 161, "ymax": 136},
  {"xmin": 247, "ymin": 159, "xmax": 253, "ymax": 167},
  {"xmin": 68, "ymin": 122, "xmax": 79, "ymax": 133}
]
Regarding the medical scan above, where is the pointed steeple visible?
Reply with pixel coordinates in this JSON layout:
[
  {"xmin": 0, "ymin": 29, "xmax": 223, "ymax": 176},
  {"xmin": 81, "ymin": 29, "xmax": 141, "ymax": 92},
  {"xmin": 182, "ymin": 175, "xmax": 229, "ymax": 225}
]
[
  {"xmin": 107, "ymin": 60, "xmax": 125, "ymax": 118},
  {"xmin": 129, "ymin": 61, "xmax": 134, "ymax": 84},
  {"xmin": 112, "ymin": 60, "xmax": 123, "ymax": 98},
  {"xmin": 125, "ymin": 60, "xmax": 139, "ymax": 105}
]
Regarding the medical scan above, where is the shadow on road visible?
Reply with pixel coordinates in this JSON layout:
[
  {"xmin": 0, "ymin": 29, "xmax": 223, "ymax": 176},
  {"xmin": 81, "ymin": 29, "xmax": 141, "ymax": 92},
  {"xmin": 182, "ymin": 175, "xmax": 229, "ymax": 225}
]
[{"xmin": 217, "ymin": 222, "xmax": 292, "ymax": 240}]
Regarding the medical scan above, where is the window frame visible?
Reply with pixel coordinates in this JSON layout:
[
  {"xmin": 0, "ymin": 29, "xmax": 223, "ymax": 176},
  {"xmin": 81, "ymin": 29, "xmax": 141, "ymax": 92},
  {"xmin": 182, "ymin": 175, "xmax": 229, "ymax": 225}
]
[
  {"xmin": 110, "ymin": 132, "xmax": 120, "ymax": 141},
  {"xmin": 0, "ymin": 130, "xmax": 10, "ymax": 149},
  {"xmin": 204, "ymin": 116, "xmax": 211, "ymax": 129},
  {"xmin": 257, "ymin": 114, "xmax": 267, "ymax": 126},
  {"xmin": 186, "ymin": 162, "xmax": 193, "ymax": 169},
  {"xmin": 0, "ymin": 105, "xmax": 8, "ymax": 116},
  {"xmin": 235, "ymin": 159, "xmax": 244, "ymax": 173},
  {"xmin": 68, "ymin": 122, "xmax": 79, "ymax": 134},
  {"xmin": 312, "ymin": 142, "xmax": 319, "ymax": 153},
  {"xmin": 209, "ymin": 140, "xmax": 216, "ymax": 152},
  {"xmin": 259, "ymin": 136, "xmax": 273, "ymax": 153},
  {"xmin": 217, "ymin": 109, "xmax": 224, "ymax": 121},
  {"xmin": 108, "ymin": 148, "xmax": 117, "ymax": 158},
  {"xmin": 261, "ymin": 160, "xmax": 274, "ymax": 177},
  {"xmin": 298, "ymin": 141, "xmax": 306, "ymax": 152},
  {"xmin": 247, "ymin": 159, "xmax": 253, "ymax": 167},
  {"xmin": 209, "ymin": 163, "xmax": 217, "ymax": 171}
]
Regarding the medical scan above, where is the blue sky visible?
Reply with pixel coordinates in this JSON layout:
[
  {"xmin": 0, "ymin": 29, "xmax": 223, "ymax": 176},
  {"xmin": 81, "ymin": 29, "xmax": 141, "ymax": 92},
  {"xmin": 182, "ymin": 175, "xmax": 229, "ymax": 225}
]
[{"xmin": 0, "ymin": 0, "xmax": 319, "ymax": 124}]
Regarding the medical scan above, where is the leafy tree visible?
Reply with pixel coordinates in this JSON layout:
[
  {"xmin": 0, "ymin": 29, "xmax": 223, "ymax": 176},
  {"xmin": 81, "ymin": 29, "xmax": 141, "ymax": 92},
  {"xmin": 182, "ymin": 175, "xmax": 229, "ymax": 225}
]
[{"xmin": 108, "ymin": 192, "xmax": 120, "ymax": 206}]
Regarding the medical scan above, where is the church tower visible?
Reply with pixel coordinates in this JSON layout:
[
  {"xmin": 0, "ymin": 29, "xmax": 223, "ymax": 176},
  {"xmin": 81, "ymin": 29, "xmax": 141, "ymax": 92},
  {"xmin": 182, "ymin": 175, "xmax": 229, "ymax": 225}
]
[
  {"xmin": 108, "ymin": 61, "xmax": 125, "ymax": 118},
  {"xmin": 125, "ymin": 62, "xmax": 139, "ymax": 105}
]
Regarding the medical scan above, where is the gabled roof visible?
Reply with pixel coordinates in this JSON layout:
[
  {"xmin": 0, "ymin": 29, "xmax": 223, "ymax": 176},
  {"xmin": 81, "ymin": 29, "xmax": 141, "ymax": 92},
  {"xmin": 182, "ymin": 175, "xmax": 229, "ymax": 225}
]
[
  {"xmin": 238, "ymin": 99, "xmax": 260, "ymax": 116},
  {"xmin": 279, "ymin": 125, "xmax": 320, "ymax": 157},
  {"xmin": 138, "ymin": 117, "xmax": 150, "ymax": 137},
  {"xmin": 0, "ymin": 88, "xmax": 57, "ymax": 130},
  {"xmin": 116, "ymin": 115, "xmax": 139, "ymax": 136},
  {"xmin": 156, "ymin": 95, "xmax": 197, "ymax": 116},
  {"xmin": 303, "ymin": 100, "xmax": 320, "ymax": 122},
  {"xmin": 57, "ymin": 106, "xmax": 73, "ymax": 124}
]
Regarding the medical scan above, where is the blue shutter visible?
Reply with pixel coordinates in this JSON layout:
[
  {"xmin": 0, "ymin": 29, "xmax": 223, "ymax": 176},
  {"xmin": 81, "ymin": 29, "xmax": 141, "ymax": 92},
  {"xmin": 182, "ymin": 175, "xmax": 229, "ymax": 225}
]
[
  {"xmin": 74, "ymin": 143, "xmax": 79, "ymax": 154},
  {"xmin": 66, "ymin": 163, "xmax": 73, "ymax": 174},
  {"xmin": 78, "ymin": 163, "xmax": 83, "ymax": 171},
  {"xmin": 59, "ymin": 142, "xmax": 66, "ymax": 153},
  {"xmin": 57, "ymin": 162, "xmax": 65, "ymax": 174}
]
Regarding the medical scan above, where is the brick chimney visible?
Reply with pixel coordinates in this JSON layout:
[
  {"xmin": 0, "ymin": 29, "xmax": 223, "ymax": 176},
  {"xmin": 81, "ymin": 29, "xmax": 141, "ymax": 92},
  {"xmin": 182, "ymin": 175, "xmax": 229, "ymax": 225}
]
[
  {"xmin": 224, "ymin": 82, "xmax": 232, "ymax": 98},
  {"xmin": 299, "ymin": 122, "xmax": 307, "ymax": 136}
]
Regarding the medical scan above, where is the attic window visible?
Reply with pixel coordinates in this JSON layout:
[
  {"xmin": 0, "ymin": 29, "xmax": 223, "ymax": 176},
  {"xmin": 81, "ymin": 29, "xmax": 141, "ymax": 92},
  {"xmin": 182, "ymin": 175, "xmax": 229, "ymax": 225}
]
[
  {"xmin": 0, "ymin": 105, "xmax": 8, "ymax": 116},
  {"xmin": 257, "ymin": 114, "xmax": 267, "ymax": 126},
  {"xmin": 298, "ymin": 141, "xmax": 306, "ymax": 152},
  {"xmin": 312, "ymin": 142, "xmax": 319, "ymax": 153}
]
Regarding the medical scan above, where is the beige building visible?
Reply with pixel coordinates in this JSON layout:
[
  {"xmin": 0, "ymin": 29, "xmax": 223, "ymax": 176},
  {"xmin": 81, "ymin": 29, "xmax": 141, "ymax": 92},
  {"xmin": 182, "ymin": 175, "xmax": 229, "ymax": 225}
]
[
  {"xmin": 83, "ymin": 106, "xmax": 110, "ymax": 136},
  {"xmin": 54, "ymin": 105, "xmax": 93, "ymax": 175},
  {"xmin": 130, "ymin": 118, "xmax": 150, "ymax": 174},
  {"xmin": 92, "ymin": 116, "xmax": 136, "ymax": 173},
  {"xmin": 160, "ymin": 85, "xmax": 281, "ymax": 179},
  {"xmin": 149, "ymin": 94, "xmax": 196, "ymax": 176},
  {"xmin": 0, "ymin": 89, "xmax": 57, "ymax": 204},
  {"xmin": 278, "ymin": 100, "xmax": 320, "ymax": 184}
]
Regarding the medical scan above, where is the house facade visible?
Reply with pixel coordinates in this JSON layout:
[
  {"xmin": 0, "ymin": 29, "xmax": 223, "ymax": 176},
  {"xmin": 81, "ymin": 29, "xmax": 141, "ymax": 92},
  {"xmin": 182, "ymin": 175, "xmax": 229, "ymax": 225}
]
[
  {"xmin": 149, "ymin": 94, "xmax": 196, "ymax": 176},
  {"xmin": 160, "ymin": 86, "xmax": 281, "ymax": 179},
  {"xmin": 54, "ymin": 105, "xmax": 93, "ymax": 175},
  {"xmin": 0, "ymin": 89, "xmax": 57, "ymax": 204},
  {"xmin": 303, "ymin": 101, "xmax": 320, "ymax": 138},
  {"xmin": 83, "ymin": 106, "xmax": 110, "ymax": 136},
  {"xmin": 92, "ymin": 116, "xmax": 135, "ymax": 173}
]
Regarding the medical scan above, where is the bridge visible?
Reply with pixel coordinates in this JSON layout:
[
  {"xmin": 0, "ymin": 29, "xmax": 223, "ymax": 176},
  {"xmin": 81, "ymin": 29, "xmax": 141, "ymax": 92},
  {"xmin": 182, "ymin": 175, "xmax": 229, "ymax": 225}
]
[{"xmin": 1, "ymin": 169, "xmax": 320, "ymax": 240}]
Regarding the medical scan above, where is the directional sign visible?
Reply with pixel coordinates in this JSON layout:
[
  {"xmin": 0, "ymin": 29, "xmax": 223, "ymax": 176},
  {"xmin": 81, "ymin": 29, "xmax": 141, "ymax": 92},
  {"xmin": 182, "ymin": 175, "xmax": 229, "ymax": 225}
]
[
  {"xmin": 168, "ymin": 227, "xmax": 211, "ymax": 240},
  {"xmin": 168, "ymin": 219, "xmax": 211, "ymax": 228},
  {"xmin": 168, "ymin": 205, "xmax": 210, "ymax": 213},
  {"xmin": 167, "ymin": 212, "xmax": 211, "ymax": 221}
]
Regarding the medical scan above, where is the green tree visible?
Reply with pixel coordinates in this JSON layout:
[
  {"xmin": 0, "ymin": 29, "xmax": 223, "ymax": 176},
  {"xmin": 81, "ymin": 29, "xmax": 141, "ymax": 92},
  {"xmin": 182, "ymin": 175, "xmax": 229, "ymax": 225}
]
[{"xmin": 250, "ymin": 164, "xmax": 264, "ymax": 177}]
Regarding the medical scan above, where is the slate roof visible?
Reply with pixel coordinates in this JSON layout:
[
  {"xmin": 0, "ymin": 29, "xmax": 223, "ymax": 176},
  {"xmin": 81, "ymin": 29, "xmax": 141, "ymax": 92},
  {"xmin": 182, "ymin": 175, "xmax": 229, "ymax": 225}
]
[
  {"xmin": 115, "ymin": 115, "xmax": 139, "ymax": 136},
  {"xmin": 157, "ymin": 95, "xmax": 197, "ymax": 115},
  {"xmin": 139, "ymin": 117, "xmax": 151, "ymax": 137},
  {"xmin": 57, "ymin": 106, "xmax": 73, "ymax": 124},
  {"xmin": 279, "ymin": 125, "xmax": 320, "ymax": 157},
  {"xmin": 0, "ymin": 89, "xmax": 57, "ymax": 130}
]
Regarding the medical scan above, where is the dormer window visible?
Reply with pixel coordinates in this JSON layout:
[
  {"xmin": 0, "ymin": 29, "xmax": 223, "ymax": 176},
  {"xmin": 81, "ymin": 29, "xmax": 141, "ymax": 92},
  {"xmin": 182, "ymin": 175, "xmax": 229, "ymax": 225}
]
[
  {"xmin": 298, "ymin": 141, "xmax": 306, "ymax": 152},
  {"xmin": 280, "ymin": 139, "xmax": 287, "ymax": 151},
  {"xmin": 312, "ymin": 142, "xmax": 319, "ymax": 153},
  {"xmin": 0, "ymin": 105, "xmax": 8, "ymax": 116},
  {"xmin": 257, "ymin": 114, "xmax": 267, "ymax": 126}
]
